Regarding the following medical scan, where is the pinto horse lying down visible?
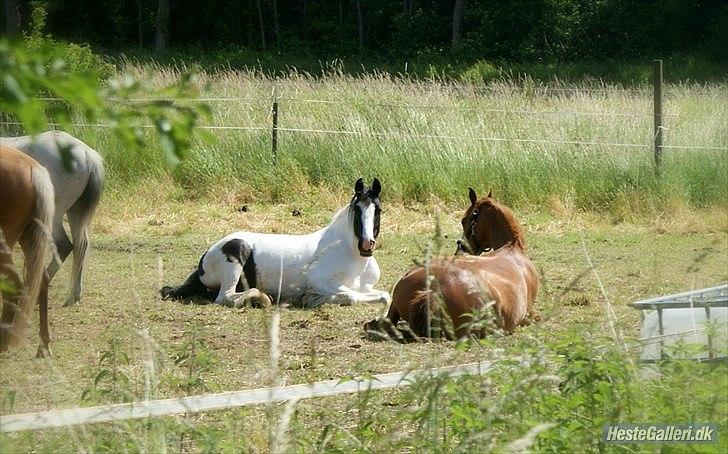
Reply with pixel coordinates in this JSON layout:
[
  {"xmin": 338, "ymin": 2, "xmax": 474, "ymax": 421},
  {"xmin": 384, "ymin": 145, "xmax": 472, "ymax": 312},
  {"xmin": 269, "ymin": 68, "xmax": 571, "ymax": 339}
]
[
  {"xmin": 161, "ymin": 178, "xmax": 390, "ymax": 308},
  {"xmin": 366, "ymin": 188, "xmax": 539, "ymax": 340}
]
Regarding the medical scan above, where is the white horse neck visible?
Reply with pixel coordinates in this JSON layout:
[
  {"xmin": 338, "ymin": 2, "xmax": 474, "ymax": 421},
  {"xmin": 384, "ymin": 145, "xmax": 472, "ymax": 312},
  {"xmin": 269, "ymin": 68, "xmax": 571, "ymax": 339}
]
[{"xmin": 316, "ymin": 205, "xmax": 360, "ymax": 258}]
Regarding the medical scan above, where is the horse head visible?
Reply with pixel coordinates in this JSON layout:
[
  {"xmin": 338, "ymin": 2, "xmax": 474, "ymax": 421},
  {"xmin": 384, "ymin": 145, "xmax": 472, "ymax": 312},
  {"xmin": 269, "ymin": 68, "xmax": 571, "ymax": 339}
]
[
  {"xmin": 461, "ymin": 188, "xmax": 525, "ymax": 254},
  {"xmin": 350, "ymin": 178, "xmax": 382, "ymax": 257}
]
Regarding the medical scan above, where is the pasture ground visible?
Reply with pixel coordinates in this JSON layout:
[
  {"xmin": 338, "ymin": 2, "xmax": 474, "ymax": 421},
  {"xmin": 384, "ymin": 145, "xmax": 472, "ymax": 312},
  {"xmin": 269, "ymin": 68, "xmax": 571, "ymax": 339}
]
[
  {"xmin": 1, "ymin": 67, "xmax": 726, "ymax": 451},
  {"xmin": 1, "ymin": 190, "xmax": 726, "ymax": 451}
]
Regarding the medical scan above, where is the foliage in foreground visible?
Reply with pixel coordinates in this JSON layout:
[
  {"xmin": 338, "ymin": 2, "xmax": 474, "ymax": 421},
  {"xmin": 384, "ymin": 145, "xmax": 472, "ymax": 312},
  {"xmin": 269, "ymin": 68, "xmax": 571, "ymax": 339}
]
[
  {"xmin": 1, "ymin": 331, "xmax": 725, "ymax": 453},
  {"xmin": 0, "ymin": 38, "xmax": 211, "ymax": 167}
]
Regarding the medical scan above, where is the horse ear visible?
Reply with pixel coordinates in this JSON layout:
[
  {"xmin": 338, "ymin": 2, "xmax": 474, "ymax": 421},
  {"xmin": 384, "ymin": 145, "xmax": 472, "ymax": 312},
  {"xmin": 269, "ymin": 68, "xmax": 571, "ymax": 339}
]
[
  {"xmin": 370, "ymin": 178, "xmax": 381, "ymax": 197},
  {"xmin": 468, "ymin": 187, "xmax": 477, "ymax": 206},
  {"xmin": 354, "ymin": 178, "xmax": 364, "ymax": 194},
  {"xmin": 487, "ymin": 189, "xmax": 492, "ymax": 198}
]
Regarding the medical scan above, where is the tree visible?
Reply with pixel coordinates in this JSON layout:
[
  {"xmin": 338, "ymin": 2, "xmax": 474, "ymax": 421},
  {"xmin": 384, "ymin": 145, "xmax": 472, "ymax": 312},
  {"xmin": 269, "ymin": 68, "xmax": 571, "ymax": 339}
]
[
  {"xmin": 451, "ymin": 0, "xmax": 466, "ymax": 53},
  {"xmin": 256, "ymin": 0, "xmax": 266, "ymax": 50},
  {"xmin": 155, "ymin": 0, "xmax": 169, "ymax": 51},
  {"xmin": 135, "ymin": 0, "xmax": 144, "ymax": 49},
  {"xmin": 272, "ymin": 0, "xmax": 280, "ymax": 52},
  {"xmin": 3, "ymin": 0, "xmax": 19, "ymax": 37},
  {"xmin": 356, "ymin": 0, "xmax": 364, "ymax": 53}
]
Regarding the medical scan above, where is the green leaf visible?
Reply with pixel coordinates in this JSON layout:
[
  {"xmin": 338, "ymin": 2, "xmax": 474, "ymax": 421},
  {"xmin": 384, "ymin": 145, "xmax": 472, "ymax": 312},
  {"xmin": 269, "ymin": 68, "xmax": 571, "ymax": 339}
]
[
  {"xmin": 94, "ymin": 369, "xmax": 110, "ymax": 386},
  {"xmin": 2, "ymin": 74, "xmax": 28, "ymax": 102}
]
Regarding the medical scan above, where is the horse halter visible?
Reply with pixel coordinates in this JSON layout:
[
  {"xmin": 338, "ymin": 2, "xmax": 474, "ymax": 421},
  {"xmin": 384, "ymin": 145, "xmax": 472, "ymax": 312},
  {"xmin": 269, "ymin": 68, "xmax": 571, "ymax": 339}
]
[{"xmin": 465, "ymin": 207, "xmax": 491, "ymax": 255}]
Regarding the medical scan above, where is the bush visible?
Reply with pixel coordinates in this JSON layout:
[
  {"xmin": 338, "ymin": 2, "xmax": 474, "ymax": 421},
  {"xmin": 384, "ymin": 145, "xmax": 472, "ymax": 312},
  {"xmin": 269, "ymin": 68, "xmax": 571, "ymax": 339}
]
[{"xmin": 460, "ymin": 60, "xmax": 503, "ymax": 84}]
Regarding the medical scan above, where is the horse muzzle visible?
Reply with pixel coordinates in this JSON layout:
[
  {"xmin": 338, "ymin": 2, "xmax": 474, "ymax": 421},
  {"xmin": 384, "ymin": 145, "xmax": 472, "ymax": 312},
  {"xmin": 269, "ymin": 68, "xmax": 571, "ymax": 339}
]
[{"xmin": 358, "ymin": 238, "xmax": 376, "ymax": 257}]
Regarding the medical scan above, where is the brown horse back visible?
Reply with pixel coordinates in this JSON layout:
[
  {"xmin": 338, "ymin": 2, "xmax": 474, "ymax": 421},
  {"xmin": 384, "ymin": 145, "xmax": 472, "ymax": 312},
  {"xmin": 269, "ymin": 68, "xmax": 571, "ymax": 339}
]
[{"xmin": 0, "ymin": 145, "xmax": 38, "ymax": 246}]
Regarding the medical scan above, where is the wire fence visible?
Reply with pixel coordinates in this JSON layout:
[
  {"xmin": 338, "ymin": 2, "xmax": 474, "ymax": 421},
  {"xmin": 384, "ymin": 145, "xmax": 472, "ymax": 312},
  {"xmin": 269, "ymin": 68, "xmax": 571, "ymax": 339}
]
[
  {"xmin": 2, "ymin": 68, "xmax": 727, "ymax": 160},
  {"xmin": 1, "ymin": 112, "xmax": 724, "ymax": 151}
]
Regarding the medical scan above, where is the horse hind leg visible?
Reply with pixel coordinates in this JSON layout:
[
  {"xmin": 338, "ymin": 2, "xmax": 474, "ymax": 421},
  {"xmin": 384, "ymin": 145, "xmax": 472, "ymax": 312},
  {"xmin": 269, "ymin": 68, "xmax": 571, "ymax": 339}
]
[
  {"xmin": 215, "ymin": 262, "xmax": 272, "ymax": 309},
  {"xmin": 214, "ymin": 239, "xmax": 270, "ymax": 309}
]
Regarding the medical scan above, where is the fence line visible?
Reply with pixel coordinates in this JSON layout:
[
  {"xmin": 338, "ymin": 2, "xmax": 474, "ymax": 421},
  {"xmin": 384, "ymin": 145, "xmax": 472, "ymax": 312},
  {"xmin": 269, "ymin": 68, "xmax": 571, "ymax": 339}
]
[
  {"xmin": 36, "ymin": 96, "xmax": 271, "ymax": 103},
  {"xmin": 0, "ymin": 361, "xmax": 496, "ymax": 433},
  {"xmin": 2, "ymin": 121, "xmax": 726, "ymax": 151},
  {"xmin": 0, "ymin": 121, "xmax": 266, "ymax": 132},
  {"xmin": 660, "ymin": 144, "xmax": 728, "ymax": 151}
]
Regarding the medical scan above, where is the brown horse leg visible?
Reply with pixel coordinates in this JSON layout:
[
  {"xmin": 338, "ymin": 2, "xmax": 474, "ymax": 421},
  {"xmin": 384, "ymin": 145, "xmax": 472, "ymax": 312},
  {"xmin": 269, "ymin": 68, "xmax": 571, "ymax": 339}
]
[
  {"xmin": 364, "ymin": 306, "xmax": 407, "ymax": 342},
  {"xmin": 380, "ymin": 307, "xmax": 419, "ymax": 342},
  {"xmin": 36, "ymin": 271, "xmax": 51, "ymax": 358},
  {"xmin": 0, "ymin": 292, "xmax": 21, "ymax": 352},
  {"xmin": 518, "ymin": 309, "xmax": 542, "ymax": 327},
  {"xmin": 0, "ymin": 237, "xmax": 23, "ymax": 352},
  {"xmin": 385, "ymin": 305, "xmax": 400, "ymax": 325}
]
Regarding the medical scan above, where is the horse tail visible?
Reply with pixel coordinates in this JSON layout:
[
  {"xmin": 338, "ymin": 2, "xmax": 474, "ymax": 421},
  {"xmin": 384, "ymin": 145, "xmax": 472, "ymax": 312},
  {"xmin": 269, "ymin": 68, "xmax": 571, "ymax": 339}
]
[
  {"xmin": 65, "ymin": 146, "xmax": 104, "ymax": 306},
  {"xmin": 160, "ymin": 255, "xmax": 212, "ymax": 301},
  {"xmin": 409, "ymin": 287, "xmax": 456, "ymax": 340},
  {"xmin": 11, "ymin": 165, "xmax": 54, "ymax": 346}
]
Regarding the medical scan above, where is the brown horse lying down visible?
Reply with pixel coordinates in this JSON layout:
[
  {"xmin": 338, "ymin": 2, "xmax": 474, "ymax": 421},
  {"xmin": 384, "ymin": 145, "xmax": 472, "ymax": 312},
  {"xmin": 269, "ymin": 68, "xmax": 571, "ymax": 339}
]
[
  {"xmin": 0, "ymin": 145, "xmax": 55, "ymax": 356},
  {"xmin": 366, "ymin": 189, "xmax": 539, "ymax": 340}
]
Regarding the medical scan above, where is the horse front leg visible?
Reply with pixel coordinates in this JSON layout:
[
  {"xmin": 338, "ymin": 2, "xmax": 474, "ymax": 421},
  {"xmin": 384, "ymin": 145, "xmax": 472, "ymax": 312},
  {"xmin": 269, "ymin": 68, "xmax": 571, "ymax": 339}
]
[
  {"xmin": 0, "ymin": 237, "xmax": 22, "ymax": 352},
  {"xmin": 305, "ymin": 285, "xmax": 390, "ymax": 308},
  {"xmin": 214, "ymin": 264, "xmax": 272, "ymax": 309}
]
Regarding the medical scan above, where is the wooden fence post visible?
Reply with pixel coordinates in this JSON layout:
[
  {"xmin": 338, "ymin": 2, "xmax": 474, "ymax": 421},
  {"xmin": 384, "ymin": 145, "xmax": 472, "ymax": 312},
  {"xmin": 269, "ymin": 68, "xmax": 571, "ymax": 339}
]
[
  {"xmin": 653, "ymin": 59, "xmax": 663, "ymax": 175},
  {"xmin": 271, "ymin": 99, "xmax": 279, "ymax": 163}
]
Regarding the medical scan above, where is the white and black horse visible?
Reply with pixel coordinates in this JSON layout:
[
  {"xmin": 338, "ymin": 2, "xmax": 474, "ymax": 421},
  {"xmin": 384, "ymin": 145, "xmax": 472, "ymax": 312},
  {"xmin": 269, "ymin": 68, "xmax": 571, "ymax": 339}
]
[
  {"xmin": 161, "ymin": 178, "xmax": 390, "ymax": 308},
  {"xmin": 1, "ymin": 131, "xmax": 105, "ymax": 307}
]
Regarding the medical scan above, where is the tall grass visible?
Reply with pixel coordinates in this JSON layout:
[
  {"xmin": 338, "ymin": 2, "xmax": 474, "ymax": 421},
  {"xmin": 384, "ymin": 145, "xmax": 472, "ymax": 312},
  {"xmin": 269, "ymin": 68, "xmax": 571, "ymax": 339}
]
[
  {"xmin": 2, "ymin": 65, "xmax": 726, "ymax": 212},
  {"xmin": 2, "ymin": 331, "xmax": 725, "ymax": 452}
]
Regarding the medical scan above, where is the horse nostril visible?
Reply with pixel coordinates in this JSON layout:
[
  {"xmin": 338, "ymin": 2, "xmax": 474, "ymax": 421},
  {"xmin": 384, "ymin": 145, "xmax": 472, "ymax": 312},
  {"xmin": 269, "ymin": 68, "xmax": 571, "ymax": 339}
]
[{"xmin": 362, "ymin": 238, "xmax": 375, "ymax": 251}]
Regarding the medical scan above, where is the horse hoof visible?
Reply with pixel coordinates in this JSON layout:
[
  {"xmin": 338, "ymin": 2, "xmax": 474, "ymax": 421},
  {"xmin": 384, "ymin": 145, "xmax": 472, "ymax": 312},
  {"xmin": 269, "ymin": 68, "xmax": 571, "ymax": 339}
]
[
  {"xmin": 63, "ymin": 298, "xmax": 79, "ymax": 307},
  {"xmin": 334, "ymin": 295, "xmax": 353, "ymax": 306},
  {"xmin": 251, "ymin": 291, "xmax": 273, "ymax": 309},
  {"xmin": 36, "ymin": 345, "xmax": 51, "ymax": 358}
]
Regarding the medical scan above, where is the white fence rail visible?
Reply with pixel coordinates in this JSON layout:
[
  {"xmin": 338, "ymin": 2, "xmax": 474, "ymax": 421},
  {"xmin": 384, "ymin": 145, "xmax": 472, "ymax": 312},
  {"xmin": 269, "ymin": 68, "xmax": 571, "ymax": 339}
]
[{"xmin": 1, "ymin": 361, "xmax": 496, "ymax": 433}]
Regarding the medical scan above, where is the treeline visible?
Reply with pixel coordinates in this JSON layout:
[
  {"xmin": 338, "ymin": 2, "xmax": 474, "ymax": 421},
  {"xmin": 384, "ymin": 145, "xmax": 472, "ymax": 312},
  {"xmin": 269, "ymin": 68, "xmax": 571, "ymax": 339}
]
[{"xmin": 3, "ymin": 0, "xmax": 727, "ymax": 62}]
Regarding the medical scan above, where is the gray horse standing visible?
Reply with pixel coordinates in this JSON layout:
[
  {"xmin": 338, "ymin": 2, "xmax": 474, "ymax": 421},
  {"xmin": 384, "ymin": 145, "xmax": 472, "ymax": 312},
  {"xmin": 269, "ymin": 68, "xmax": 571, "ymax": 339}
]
[{"xmin": 1, "ymin": 131, "xmax": 105, "ymax": 306}]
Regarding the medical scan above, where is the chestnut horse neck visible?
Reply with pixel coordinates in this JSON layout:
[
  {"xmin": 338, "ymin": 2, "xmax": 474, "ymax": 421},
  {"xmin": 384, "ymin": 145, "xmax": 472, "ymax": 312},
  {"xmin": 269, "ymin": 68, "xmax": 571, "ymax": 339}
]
[{"xmin": 466, "ymin": 197, "xmax": 526, "ymax": 253}]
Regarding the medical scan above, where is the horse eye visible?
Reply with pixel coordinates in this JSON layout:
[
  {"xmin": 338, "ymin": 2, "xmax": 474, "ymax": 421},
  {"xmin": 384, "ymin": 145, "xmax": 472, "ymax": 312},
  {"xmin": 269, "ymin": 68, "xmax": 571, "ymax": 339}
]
[{"xmin": 471, "ymin": 209, "xmax": 479, "ymax": 218}]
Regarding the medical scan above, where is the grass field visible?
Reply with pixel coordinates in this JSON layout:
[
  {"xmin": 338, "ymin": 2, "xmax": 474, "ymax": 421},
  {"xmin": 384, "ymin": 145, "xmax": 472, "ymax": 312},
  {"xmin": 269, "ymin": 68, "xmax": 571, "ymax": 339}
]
[
  {"xmin": 1, "ymin": 69, "xmax": 727, "ymax": 451},
  {"xmin": 3, "ymin": 64, "xmax": 722, "ymax": 212},
  {"xmin": 1, "ymin": 194, "xmax": 726, "ymax": 451}
]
